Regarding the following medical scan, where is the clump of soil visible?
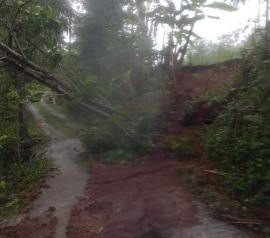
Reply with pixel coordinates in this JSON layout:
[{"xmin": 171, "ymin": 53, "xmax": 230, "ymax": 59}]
[{"xmin": 0, "ymin": 210, "xmax": 57, "ymax": 238}]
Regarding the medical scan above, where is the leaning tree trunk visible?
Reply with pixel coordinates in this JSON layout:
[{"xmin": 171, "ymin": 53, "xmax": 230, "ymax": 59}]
[
  {"xmin": 263, "ymin": 0, "xmax": 270, "ymax": 59},
  {"xmin": 0, "ymin": 42, "xmax": 113, "ymax": 118},
  {"xmin": 178, "ymin": 23, "xmax": 195, "ymax": 66},
  {"xmin": 0, "ymin": 41, "xmax": 133, "ymax": 135},
  {"xmin": 15, "ymin": 71, "xmax": 31, "ymax": 161}
]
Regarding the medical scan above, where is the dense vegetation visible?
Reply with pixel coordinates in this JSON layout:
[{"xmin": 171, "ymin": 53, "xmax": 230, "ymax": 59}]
[
  {"xmin": 204, "ymin": 30, "xmax": 270, "ymax": 206},
  {"xmin": 63, "ymin": 0, "xmax": 237, "ymax": 160},
  {"xmin": 0, "ymin": 0, "xmax": 71, "ymax": 215},
  {"xmin": 186, "ymin": 32, "xmax": 241, "ymax": 65}
]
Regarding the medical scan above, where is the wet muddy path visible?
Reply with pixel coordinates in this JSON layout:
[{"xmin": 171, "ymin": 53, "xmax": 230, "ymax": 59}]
[
  {"xmin": 28, "ymin": 104, "xmax": 88, "ymax": 238},
  {"xmin": 0, "ymin": 102, "xmax": 88, "ymax": 238},
  {"xmin": 67, "ymin": 153, "xmax": 253, "ymax": 238}
]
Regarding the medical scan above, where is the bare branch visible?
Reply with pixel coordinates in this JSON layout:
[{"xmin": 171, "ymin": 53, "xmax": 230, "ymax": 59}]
[
  {"xmin": 8, "ymin": 22, "xmax": 27, "ymax": 59},
  {"xmin": 0, "ymin": 46, "xmax": 123, "ymax": 123},
  {"xmin": 3, "ymin": 56, "xmax": 113, "ymax": 118},
  {"xmin": 0, "ymin": 41, "xmax": 75, "ymax": 91},
  {"xmin": 29, "ymin": 41, "xmax": 49, "ymax": 57}
]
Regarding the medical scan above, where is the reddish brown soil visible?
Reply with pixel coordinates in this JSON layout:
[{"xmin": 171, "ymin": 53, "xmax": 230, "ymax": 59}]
[
  {"xmin": 0, "ymin": 60, "xmax": 247, "ymax": 238},
  {"xmin": 67, "ymin": 152, "xmax": 199, "ymax": 238},
  {"xmin": 0, "ymin": 210, "xmax": 57, "ymax": 238}
]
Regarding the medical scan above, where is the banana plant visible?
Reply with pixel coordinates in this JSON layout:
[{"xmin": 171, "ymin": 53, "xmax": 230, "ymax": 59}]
[{"xmin": 153, "ymin": 0, "xmax": 237, "ymax": 72}]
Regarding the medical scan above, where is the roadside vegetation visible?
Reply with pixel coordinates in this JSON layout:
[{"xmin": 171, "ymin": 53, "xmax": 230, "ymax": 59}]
[
  {"xmin": 186, "ymin": 31, "xmax": 242, "ymax": 65},
  {"xmin": 0, "ymin": 107, "xmax": 48, "ymax": 219},
  {"xmin": 204, "ymin": 32, "xmax": 270, "ymax": 206}
]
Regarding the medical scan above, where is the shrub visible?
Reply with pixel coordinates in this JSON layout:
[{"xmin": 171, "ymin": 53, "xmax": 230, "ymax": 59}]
[
  {"xmin": 204, "ymin": 63, "xmax": 270, "ymax": 205},
  {"xmin": 166, "ymin": 135, "xmax": 194, "ymax": 156},
  {"xmin": 0, "ymin": 158, "xmax": 47, "ymax": 217},
  {"xmin": 81, "ymin": 121, "xmax": 153, "ymax": 161}
]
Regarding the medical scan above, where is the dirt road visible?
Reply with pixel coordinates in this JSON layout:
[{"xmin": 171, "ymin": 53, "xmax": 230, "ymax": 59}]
[{"xmin": 66, "ymin": 150, "xmax": 251, "ymax": 238}]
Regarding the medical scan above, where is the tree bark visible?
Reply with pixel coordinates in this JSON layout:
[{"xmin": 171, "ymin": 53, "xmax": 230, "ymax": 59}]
[
  {"xmin": 16, "ymin": 71, "xmax": 30, "ymax": 161},
  {"xmin": 178, "ymin": 23, "xmax": 195, "ymax": 66},
  {"xmin": 0, "ymin": 41, "xmax": 114, "ymax": 119},
  {"xmin": 263, "ymin": 0, "xmax": 270, "ymax": 59}
]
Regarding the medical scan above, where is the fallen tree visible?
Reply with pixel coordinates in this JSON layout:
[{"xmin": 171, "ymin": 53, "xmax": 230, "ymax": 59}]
[{"xmin": 0, "ymin": 41, "xmax": 115, "ymax": 119}]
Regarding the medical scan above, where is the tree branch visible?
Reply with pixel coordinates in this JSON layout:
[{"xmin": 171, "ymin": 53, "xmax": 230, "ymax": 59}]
[
  {"xmin": 0, "ymin": 44, "xmax": 124, "ymax": 122},
  {"xmin": 0, "ymin": 41, "xmax": 75, "ymax": 91},
  {"xmin": 3, "ymin": 56, "xmax": 113, "ymax": 118},
  {"xmin": 8, "ymin": 23, "xmax": 27, "ymax": 59}
]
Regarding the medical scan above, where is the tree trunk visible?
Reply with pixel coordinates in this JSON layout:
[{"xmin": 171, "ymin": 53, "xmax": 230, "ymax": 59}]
[
  {"xmin": 263, "ymin": 0, "xmax": 270, "ymax": 59},
  {"xmin": 178, "ymin": 23, "xmax": 195, "ymax": 66},
  {"xmin": 0, "ymin": 41, "xmax": 124, "ymax": 120},
  {"xmin": 16, "ymin": 71, "xmax": 30, "ymax": 161},
  {"xmin": 68, "ymin": 9, "xmax": 72, "ymax": 53},
  {"xmin": 135, "ymin": 0, "xmax": 148, "ymax": 37}
]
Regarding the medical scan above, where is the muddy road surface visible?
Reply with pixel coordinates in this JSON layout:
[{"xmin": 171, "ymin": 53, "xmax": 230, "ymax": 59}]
[{"xmin": 67, "ymin": 152, "xmax": 252, "ymax": 238}]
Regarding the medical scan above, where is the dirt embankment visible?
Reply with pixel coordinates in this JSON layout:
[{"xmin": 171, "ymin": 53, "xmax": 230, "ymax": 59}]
[
  {"xmin": 168, "ymin": 59, "xmax": 241, "ymax": 125},
  {"xmin": 164, "ymin": 59, "xmax": 241, "ymax": 156}
]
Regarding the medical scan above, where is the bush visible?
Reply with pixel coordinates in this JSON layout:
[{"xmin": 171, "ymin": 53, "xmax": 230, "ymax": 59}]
[
  {"xmin": 0, "ymin": 158, "xmax": 47, "ymax": 217},
  {"xmin": 81, "ymin": 115, "xmax": 156, "ymax": 161},
  {"xmin": 81, "ymin": 125, "xmax": 120, "ymax": 154},
  {"xmin": 204, "ymin": 62, "xmax": 270, "ymax": 205},
  {"xmin": 166, "ymin": 135, "xmax": 194, "ymax": 156}
]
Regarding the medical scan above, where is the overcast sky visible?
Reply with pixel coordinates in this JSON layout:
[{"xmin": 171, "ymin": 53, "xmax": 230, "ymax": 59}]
[
  {"xmin": 71, "ymin": 0, "xmax": 262, "ymax": 44},
  {"xmin": 194, "ymin": 0, "xmax": 262, "ymax": 41}
]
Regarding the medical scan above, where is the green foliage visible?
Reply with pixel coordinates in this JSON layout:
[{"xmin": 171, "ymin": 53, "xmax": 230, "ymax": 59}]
[
  {"xmin": 34, "ymin": 102, "xmax": 77, "ymax": 138},
  {"xmin": 165, "ymin": 136, "xmax": 194, "ymax": 156},
  {"xmin": 0, "ymin": 0, "xmax": 72, "ymax": 163},
  {"xmin": 204, "ymin": 2, "xmax": 237, "ymax": 11},
  {"xmin": 72, "ymin": 0, "xmax": 237, "ymax": 164},
  {"xmin": 0, "ymin": 0, "xmax": 71, "ymax": 66},
  {"xmin": 83, "ymin": 75, "xmax": 99, "ymax": 96},
  {"xmin": 183, "ymin": 86, "xmax": 231, "ymax": 115},
  {"xmin": 0, "ymin": 73, "xmax": 20, "ymax": 165},
  {"xmin": 26, "ymin": 107, "xmax": 49, "ymax": 145},
  {"xmin": 204, "ymin": 57, "xmax": 270, "ymax": 205},
  {"xmin": 0, "ymin": 158, "xmax": 47, "ymax": 218},
  {"xmin": 0, "ymin": 81, "xmax": 48, "ymax": 218},
  {"xmin": 81, "ymin": 125, "xmax": 119, "ymax": 154},
  {"xmin": 79, "ymin": 78, "xmax": 167, "ymax": 161},
  {"xmin": 186, "ymin": 35, "xmax": 241, "ymax": 65},
  {"xmin": 78, "ymin": 0, "xmax": 146, "ymax": 78},
  {"xmin": 81, "ymin": 117, "xmax": 155, "ymax": 161},
  {"xmin": 196, "ymin": 90, "xmax": 225, "ymax": 105}
]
